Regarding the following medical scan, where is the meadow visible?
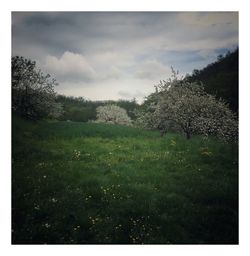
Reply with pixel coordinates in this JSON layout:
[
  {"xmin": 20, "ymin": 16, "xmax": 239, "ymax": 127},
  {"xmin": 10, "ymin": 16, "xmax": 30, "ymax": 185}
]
[{"xmin": 12, "ymin": 116, "xmax": 238, "ymax": 244}]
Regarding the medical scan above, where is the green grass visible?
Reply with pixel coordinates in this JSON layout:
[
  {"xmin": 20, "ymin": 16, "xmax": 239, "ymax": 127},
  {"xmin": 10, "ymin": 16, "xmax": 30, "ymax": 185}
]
[{"xmin": 12, "ymin": 116, "xmax": 238, "ymax": 244}]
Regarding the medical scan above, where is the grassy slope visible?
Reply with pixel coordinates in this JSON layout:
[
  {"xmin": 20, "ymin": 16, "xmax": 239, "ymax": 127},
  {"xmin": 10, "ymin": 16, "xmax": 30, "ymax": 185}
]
[{"xmin": 12, "ymin": 117, "xmax": 238, "ymax": 244}]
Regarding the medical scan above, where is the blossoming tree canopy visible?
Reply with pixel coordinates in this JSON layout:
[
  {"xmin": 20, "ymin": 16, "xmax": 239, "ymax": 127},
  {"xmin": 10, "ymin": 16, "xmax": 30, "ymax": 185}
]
[
  {"xmin": 12, "ymin": 56, "xmax": 63, "ymax": 120},
  {"xmin": 95, "ymin": 104, "xmax": 132, "ymax": 126},
  {"xmin": 136, "ymin": 75, "xmax": 237, "ymax": 141}
]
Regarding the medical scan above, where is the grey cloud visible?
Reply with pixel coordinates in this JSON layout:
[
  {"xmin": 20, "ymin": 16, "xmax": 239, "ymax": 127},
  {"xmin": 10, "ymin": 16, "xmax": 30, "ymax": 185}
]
[
  {"xmin": 12, "ymin": 12, "xmax": 238, "ymax": 61},
  {"xmin": 12, "ymin": 12, "xmax": 238, "ymax": 101}
]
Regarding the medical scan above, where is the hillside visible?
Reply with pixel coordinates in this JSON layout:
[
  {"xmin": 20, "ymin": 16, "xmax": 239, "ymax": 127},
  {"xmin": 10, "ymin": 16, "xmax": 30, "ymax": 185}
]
[
  {"xmin": 186, "ymin": 49, "xmax": 238, "ymax": 113},
  {"xmin": 12, "ymin": 117, "xmax": 238, "ymax": 244}
]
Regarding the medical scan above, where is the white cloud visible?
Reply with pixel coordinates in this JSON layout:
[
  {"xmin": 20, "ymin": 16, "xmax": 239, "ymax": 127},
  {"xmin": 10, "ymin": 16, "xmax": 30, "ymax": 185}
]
[
  {"xmin": 44, "ymin": 51, "xmax": 96, "ymax": 82},
  {"xmin": 88, "ymin": 51, "xmax": 134, "ymax": 79},
  {"xmin": 104, "ymin": 66, "xmax": 123, "ymax": 80},
  {"xmin": 134, "ymin": 60, "xmax": 171, "ymax": 80},
  {"xmin": 118, "ymin": 90, "xmax": 145, "ymax": 99},
  {"xmin": 56, "ymin": 78, "xmax": 154, "ymax": 104}
]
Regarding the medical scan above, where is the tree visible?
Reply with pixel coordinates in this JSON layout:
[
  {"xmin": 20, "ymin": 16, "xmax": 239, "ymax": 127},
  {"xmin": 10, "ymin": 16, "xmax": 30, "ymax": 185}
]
[
  {"xmin": 136, "ymin": 74, "xmax": 238, "ymax": 141},
  {"xmin": 95, "ymin": 104, "xmax": 132, "ymax": 126},
  {"xmin": 12, "ymin": 56, "xmax": 63, "ymax": 120}
]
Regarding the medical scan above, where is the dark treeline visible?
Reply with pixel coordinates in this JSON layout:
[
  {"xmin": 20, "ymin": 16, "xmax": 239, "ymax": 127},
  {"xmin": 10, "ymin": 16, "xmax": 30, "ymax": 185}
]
[
  {"xmin": 56, "ymin": 95, "xmax": 139, "ymax": 122},
  {"xmin": 185, "ymin": 49, "xmax": 238, "ymax": 113}
]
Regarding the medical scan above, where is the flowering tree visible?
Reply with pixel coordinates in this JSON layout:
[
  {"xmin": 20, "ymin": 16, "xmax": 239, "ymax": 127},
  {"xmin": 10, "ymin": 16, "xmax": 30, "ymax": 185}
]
[
  {"xmin": 136, "ymin": 74, "xmax": 238, "ymax": 141},
  {"xmin": 95, "ymin": 104, "xmax": 132, "ymax": 126},
  {"xmin": 12, "ymin": 56, "xmax": 63, "ymax": 120}
]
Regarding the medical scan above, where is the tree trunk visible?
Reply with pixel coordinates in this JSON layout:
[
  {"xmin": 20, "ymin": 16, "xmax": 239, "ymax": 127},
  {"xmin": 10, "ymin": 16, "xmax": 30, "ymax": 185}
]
[
  {"xmin": 160, "ymin": 130, "xmax": 165, "ymax": 137},
  {"xmin": 185, "ymin": 120, "xmax": 191, "ymax": 139},
  {"xmin": 186, "ymin": 131, "xmax": 191, "ymax": 139}
]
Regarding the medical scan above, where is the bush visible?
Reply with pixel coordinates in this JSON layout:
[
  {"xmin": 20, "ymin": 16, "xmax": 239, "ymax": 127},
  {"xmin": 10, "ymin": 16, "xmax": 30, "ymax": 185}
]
[{"xmin": 95, "ymin": 104, "xmax": 132, "ymax": 126}]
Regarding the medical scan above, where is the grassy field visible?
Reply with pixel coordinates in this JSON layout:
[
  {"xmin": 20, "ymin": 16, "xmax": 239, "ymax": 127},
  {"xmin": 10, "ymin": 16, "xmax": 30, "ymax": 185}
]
[{"xmin": 12, "ymin": 116, "xmax": 238, "ymax": 244}]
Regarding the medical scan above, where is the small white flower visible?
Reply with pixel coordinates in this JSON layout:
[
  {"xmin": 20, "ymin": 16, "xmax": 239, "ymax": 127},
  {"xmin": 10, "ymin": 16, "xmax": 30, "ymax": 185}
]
[
  {"xmin": 34, "ymin": 204, "xmax": 40, "ymax": 210},
  {"xmin": 44, "ymin": 223, "xmax": 50, "ymax": 228},
  {"xmin": 51, "ymin": 198, "xmax": 57, "ymax": 203}
]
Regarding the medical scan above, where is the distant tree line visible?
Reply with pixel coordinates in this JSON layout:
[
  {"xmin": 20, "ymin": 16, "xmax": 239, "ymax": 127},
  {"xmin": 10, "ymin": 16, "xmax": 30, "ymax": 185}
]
[{"xmin": 56, "ymin": 95, "xmax": 139, "ymax": 122}]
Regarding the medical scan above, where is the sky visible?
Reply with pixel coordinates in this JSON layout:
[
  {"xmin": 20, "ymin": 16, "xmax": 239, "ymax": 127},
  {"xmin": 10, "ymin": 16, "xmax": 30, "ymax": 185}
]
[{"xmin": 12, "ymin": 12, "xmax": 238, "ymax": 103}]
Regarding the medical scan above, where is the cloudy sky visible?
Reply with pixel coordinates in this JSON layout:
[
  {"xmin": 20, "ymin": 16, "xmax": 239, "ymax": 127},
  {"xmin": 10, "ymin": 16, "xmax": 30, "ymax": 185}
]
[{"xmin": 12, "ymin": 12, "xmax": 238, "ymax": 103}]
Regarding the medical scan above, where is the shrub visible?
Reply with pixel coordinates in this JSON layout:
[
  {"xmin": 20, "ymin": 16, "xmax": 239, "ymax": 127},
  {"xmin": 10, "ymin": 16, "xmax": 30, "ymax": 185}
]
[{"xmin": 95, "ymin": 104, "xmax": 132, "ymax": 126}]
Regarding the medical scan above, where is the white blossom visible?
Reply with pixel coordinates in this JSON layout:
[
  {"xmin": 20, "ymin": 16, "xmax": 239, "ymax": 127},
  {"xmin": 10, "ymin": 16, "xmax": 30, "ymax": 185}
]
[
  {"xmin": 95, "ymin": 104, "xmax": 132, "ymax": 126},
  {"xmin": 136, "ymin": 73, "xmax": 237, "ymax": 141}
]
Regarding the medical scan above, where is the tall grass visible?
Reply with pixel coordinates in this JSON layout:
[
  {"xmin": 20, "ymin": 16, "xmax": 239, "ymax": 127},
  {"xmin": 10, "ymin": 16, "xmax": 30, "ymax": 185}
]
[{"xmin": 12, "ymin": 116, "xmax": 238, "ymax": 244}]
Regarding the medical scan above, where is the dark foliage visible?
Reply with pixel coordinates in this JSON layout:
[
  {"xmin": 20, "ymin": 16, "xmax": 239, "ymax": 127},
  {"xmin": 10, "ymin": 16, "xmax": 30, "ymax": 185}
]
[
  {"xmin": 185, "ymin": 49, "xmax": 238, "ymax": 113},
  {"xmin": 56, "ymin": 95, "xmax": 139, "ymax": 122},
  {"xmin": 12, "ymin": 56, "xmax": 60, "ymax": 120}
]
